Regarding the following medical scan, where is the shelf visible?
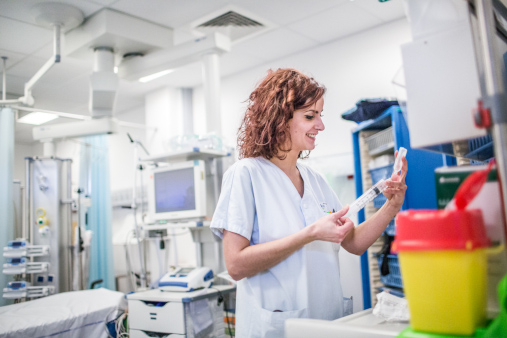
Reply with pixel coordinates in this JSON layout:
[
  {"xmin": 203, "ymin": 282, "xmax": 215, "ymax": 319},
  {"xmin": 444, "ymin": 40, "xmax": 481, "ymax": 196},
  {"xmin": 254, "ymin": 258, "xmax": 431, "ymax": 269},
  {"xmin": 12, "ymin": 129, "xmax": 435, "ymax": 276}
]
[
  {"xmin": 465, "ymin": 142, "xmax": 494, "ymax": 162},
  {"xmin": 141, "ymin": 148, "xmax": 231, "ymax": 164},
  {"xmin": 422, "ymin": 137, "xmax": 494, "ymax": 163},
  {"xmin": 141, "ymin": 220, "xmax": 211, "ymax": 231}
]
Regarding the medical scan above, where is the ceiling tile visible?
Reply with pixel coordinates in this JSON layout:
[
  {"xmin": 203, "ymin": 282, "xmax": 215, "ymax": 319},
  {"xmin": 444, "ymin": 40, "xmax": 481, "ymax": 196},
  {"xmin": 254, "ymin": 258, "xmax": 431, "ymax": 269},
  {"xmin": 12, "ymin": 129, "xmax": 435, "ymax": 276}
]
[
  {"xmin": 7, "ymin": 55, "xmax": 48, "ymax": 79},
  {"xmin": 232, "ymin": 27, "xmax": 319, "ymax": 62},
  {"xmin": 351, "ymin": 0, "xmax": 406, "ymax": 22},
  {"xmin": 0, "ymin": 17, "xmax": 52, "ymax": 54},
  {"xmin": 235, "ymin": 0, "xmax": 350, "ymax": 26},
  {"xmin": 0, "ymin": 49, "xmax": 29, "ymax": 69},
  {"xmin": 288, "ymin": 1, "xmax": 384, "ymax": 43},
  {"xmin": 110, "ymin": 0, "xmax": 230, "ymax": 28},
  {"xmin": 2, "ymin": 74, "xmax": 26, "ymax": 96},
  {"xmin": 0, "ymin": 0, "xmax": 103, "ymax": 25},
  {"xmin": 85, "ymin": 0, "xmax": 119, "ymax": 6},
  {"xmin": 7, "ymin": 53, "xmax": 90, "ymax": 87}
]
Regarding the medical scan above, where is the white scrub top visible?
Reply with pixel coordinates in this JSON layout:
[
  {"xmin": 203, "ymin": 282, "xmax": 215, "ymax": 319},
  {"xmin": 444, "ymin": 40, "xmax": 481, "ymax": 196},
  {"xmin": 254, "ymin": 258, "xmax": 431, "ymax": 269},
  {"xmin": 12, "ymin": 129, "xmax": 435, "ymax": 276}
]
[{"xmin": 211, "ymin": 157, "xmax": 344, "ymax": 338}]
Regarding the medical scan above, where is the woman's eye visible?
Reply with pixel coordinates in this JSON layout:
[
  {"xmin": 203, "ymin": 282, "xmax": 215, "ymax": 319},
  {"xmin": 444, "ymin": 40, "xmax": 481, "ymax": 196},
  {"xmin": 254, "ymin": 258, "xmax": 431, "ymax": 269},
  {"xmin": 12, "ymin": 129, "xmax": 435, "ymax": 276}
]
[
  {"xmin": 320, "ymin": 114, "xmax": 324, "ymax": 118},
  {"xmin": 305, "ymin": 115, "xmax": 314, "ymax": 120}
]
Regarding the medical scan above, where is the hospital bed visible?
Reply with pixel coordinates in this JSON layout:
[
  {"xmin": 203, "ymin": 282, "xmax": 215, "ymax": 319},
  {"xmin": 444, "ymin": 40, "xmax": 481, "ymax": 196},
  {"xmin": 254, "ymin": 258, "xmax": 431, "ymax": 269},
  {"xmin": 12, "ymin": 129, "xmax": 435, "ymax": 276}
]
[{"xmin": 0, "ymin": 288, "xmax": 127, "ymax": 338}]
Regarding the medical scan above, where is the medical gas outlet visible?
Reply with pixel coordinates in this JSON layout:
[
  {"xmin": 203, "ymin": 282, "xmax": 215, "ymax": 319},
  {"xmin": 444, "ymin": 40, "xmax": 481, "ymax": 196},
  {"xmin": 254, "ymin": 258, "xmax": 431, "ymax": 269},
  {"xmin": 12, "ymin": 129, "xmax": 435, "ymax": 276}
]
[{"xmin": 35, "ymin": 208, "xmax": 50, "ymax": 236}]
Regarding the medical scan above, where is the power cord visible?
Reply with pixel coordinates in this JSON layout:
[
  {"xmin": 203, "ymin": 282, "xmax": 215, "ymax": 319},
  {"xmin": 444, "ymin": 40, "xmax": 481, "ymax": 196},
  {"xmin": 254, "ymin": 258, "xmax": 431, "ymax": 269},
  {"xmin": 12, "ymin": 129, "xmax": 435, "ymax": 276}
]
[
  {"xmin": 105, "ymin": 311, "xmax": 128, "ymax": 338},
  {"xmin": 210, "ymin": 287, "xmax": 234, "ymax": 337}
]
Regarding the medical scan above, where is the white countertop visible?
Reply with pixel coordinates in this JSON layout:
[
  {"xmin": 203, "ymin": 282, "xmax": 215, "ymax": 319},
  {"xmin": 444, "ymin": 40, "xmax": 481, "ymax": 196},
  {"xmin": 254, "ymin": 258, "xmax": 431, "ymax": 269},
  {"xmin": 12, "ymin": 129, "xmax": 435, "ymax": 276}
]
[{"xmin": 286, "ymin": 309, "xmax": 409, "ymax": 338}]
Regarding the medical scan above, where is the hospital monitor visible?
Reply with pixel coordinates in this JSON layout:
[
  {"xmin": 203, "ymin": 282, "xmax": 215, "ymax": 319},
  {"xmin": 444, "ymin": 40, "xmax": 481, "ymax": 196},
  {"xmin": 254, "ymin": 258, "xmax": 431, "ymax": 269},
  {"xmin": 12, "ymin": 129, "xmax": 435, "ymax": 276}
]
[{"xmin": 147, "ymin": 160, "xmax": 210, "ymax": 223}]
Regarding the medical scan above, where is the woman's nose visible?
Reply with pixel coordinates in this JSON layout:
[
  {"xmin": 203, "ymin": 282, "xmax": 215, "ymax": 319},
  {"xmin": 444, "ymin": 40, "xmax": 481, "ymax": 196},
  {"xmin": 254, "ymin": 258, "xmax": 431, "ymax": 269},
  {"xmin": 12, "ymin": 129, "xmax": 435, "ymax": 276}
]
[{"xmin": 316, "ymin": 117, "xmax": 325, "ymax": 131}]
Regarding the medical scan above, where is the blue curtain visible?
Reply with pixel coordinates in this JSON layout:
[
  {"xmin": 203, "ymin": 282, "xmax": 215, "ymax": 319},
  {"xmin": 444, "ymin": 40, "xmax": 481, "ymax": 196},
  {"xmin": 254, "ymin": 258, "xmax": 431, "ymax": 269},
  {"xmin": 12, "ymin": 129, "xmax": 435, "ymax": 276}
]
[{"xmin": 80, "ymin": 134, "xmax": 115, "ymax": 290}]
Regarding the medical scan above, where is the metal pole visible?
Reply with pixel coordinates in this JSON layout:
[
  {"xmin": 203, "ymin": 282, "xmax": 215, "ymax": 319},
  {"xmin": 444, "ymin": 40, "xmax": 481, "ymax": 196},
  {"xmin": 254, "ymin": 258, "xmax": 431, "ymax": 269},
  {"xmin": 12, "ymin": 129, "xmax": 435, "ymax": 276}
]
[
  {"xmin": 28, "ymin": 158, "xmax": 34, "ymax": 286},
  {"xmin": 0, "ymin": 107, "xmax": 15, "ymax": 306},
  {"xmin": 66, "ymin": 165, "xmax": 74, "ymax": 291},
  {"xmin": 475, "ymin": 0, "xmax": 507, "ymax": 243},
  {"xmin": 24, "ymin": 158, "xmax": 31, "ymax": 241},
  {"xmin": 53, "ymin": 24, "xmax": 61, "ymax": 62},
  {"xmin": 2, "ymin": 56, "xmax": 7, "ymax": 101},
  {"xmin": 132, "ymin": 143, "xmax": 147, "ymax": 289}
]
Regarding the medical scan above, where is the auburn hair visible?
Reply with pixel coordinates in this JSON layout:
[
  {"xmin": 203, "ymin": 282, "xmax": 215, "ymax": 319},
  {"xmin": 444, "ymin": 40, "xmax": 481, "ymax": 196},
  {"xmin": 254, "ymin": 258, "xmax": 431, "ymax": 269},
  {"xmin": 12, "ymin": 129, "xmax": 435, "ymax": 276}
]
[{"xmin": 237, "ymin": 68, "xmax": 326, "ymax": 160}]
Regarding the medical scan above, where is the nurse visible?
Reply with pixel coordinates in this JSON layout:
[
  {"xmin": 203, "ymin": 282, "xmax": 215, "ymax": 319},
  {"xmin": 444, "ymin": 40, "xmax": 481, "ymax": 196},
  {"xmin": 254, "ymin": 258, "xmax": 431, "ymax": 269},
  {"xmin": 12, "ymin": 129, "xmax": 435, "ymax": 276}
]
[{"xmin": 210, "ymin": 68, "xmax": 407, "ymax": 337}]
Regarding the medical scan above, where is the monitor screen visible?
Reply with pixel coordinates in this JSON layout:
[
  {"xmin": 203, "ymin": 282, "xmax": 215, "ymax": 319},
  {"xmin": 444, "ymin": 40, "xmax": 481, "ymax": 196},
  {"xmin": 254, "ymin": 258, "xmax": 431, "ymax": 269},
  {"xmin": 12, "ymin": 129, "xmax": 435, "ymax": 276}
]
[{"xmin": 154, "ymin": 167, "xmax": 196, "ymax": 213}]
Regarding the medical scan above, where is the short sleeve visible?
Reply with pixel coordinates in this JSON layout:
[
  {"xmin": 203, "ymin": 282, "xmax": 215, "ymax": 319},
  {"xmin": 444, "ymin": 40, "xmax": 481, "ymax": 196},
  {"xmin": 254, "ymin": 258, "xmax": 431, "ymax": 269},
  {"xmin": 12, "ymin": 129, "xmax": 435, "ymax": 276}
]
[{"xmin": 210, "ymin": 162, "xmax": 255, "ymax": 240}]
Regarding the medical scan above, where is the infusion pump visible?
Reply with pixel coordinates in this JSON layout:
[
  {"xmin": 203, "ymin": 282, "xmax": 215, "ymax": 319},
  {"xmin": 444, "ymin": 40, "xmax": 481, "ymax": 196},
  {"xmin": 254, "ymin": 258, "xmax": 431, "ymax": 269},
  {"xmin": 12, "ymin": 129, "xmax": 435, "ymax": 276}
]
[{"xmin": 158, "ymin": 267, "xmax": 214, "ymax": 292}]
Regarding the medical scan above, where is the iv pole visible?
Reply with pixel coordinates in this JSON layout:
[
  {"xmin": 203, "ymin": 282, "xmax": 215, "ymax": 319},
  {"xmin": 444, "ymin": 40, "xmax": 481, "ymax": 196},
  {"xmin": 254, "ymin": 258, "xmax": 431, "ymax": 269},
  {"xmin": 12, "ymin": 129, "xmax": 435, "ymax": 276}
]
[{"xmin": 127, "ymin": 133, "xmax": 151, "ymax": 290}]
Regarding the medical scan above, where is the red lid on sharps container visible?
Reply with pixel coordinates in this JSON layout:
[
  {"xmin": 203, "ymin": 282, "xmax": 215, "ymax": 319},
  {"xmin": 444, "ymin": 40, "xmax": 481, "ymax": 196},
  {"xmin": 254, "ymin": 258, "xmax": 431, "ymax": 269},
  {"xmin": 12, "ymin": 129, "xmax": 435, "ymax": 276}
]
[
  {"xmin": 392, "ymin": 209, "xmax": 490, "ymax": 252},
  {"xmin": 393, "ymin": 161, "xmax": 494, "ymax": 253}
]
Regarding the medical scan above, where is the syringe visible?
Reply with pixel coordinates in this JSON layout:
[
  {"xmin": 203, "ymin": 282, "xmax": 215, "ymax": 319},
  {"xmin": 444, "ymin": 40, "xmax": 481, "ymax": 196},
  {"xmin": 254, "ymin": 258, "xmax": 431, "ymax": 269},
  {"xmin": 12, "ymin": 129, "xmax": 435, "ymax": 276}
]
[
  {"xmin": 344, "ymin": 179, "xmax": 388, "ymax": 218},
  {"xmin": 393, "ymin": 147, "xmax": 407, "ymax": 174}
]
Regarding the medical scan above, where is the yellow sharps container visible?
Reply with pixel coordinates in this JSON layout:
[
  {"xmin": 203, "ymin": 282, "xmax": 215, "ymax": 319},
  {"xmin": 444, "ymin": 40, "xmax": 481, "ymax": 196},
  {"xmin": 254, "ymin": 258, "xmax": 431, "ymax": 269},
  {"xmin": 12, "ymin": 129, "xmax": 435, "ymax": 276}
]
[{"xmin": 393, "ymin": 209, "xmax": 490, "ymax": 336}]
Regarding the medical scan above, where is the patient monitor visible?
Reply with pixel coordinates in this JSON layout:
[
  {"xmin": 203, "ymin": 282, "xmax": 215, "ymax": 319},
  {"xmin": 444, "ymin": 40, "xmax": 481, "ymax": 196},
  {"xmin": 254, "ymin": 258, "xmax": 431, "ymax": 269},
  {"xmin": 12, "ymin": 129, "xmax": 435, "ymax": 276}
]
[{"xmin": 147, "ymin": 160, "xmax": 216, "ymax": 224}]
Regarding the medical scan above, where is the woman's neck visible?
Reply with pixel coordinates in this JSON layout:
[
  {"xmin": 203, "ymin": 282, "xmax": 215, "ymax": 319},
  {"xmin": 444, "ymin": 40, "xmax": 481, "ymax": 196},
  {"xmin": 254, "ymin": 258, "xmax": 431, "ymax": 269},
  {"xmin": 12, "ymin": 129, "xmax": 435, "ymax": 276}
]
[{"xmin": 270, "ymin": 151, "xmax": 299, "ymax": 176}]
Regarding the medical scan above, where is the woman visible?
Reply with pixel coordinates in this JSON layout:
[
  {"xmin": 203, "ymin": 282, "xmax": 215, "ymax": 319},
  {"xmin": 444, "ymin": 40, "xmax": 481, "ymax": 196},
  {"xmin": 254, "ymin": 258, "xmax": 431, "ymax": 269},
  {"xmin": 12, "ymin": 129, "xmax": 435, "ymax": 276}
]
[{"xmin": 210, "ymin": 68, "xmax": 407, "ymax": 337}]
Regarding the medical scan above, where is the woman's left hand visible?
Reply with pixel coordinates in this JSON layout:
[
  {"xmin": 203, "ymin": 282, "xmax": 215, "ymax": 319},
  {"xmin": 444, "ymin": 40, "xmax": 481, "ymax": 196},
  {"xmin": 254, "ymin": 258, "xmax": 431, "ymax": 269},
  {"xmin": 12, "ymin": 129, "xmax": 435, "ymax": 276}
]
[{"xmin": 383, "ymin": 151, "xmax": 408, "ymax": 211}]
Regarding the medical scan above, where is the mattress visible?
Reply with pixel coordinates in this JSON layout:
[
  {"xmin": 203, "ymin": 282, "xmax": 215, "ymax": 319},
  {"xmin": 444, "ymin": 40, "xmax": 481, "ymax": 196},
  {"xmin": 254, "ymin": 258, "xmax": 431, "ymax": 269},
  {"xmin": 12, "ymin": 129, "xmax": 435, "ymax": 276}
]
[{"xmin": 0, "ymin": 288, "xmax": 127, "ymax": 338}]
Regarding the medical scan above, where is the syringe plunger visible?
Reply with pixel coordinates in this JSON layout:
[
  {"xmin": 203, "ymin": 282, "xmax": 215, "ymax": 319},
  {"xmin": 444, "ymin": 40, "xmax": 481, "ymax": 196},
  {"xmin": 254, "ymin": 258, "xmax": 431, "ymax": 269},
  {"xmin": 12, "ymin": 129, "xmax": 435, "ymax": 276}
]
[{"xmin": 393, "ymin": 147, "xmax": 407, "ymax": 173}]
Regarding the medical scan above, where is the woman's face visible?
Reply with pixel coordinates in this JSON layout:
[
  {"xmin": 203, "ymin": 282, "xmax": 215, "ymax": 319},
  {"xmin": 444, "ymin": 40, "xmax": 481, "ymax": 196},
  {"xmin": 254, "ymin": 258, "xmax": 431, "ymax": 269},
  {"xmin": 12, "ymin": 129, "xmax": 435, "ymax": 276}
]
[{"xmin": 287, "ymin": 97, "xmax": 325, "ymax": 153}]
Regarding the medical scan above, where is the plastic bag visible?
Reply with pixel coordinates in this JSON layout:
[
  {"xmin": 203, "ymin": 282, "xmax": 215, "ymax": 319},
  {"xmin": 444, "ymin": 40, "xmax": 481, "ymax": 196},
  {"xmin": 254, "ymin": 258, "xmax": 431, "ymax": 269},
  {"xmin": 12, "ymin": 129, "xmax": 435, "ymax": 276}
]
[
  {"xmin": 341, "ymin": 98, "xmax": 398, "ymax": 123},
  {"xmin": 372, "ymin": 291, "xmax": 410, "ymax": 322}
]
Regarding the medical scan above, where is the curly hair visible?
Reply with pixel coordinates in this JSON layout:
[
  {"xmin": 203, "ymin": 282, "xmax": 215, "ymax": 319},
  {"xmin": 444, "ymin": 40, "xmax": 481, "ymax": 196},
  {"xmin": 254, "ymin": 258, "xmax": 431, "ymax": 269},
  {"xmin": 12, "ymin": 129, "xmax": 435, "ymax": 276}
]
[{"xmin": 237, "ymin": 68, "xmax": 326, "ymax": 160}]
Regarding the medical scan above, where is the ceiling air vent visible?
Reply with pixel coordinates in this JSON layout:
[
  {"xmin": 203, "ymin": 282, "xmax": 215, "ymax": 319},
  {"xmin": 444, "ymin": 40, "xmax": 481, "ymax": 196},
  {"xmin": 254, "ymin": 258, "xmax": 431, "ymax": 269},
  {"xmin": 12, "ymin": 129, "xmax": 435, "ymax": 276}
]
[
  {"xmin": 191, "ymin": 7, "xmax": 272, "ymax": 44},
  {"xmin": 198, "ymin": 11, "xmax": 263, "ymax": 28}
]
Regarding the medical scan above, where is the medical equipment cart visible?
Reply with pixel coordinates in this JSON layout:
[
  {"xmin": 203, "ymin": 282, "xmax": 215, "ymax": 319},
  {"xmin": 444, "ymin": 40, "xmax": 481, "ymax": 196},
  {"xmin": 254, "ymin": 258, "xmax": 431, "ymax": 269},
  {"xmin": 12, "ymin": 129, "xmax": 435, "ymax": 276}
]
[{"xmin": 128, "ymin": 285, "xmax": 235, "ymax": 337}]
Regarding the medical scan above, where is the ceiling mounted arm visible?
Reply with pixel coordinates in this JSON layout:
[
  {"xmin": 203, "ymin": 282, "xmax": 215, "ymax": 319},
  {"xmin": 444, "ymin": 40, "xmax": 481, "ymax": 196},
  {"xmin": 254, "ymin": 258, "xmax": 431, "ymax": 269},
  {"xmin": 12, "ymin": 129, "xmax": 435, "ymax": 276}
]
[
  {"xmin": 17, "ymin": 2, "xmax": 84, "ymax": 106},
  {"xmin": 20, "ymin": 24, "xmax": 62, "ymax": 106}
]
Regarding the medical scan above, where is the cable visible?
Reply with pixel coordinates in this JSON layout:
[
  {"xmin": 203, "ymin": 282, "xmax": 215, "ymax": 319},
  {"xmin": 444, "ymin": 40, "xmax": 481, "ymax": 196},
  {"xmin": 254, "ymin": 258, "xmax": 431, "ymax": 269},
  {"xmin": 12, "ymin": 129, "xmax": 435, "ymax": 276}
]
[
  {"xmin": 104, "ymin": 310, "xmax": 127, "ymax": 338},
  {"xmin": 210, "ymin": 287, "xmax": 234, "ymax": 337},
  {"xmin": 115, "ymin": 312, "xmax": 128, "ymax": 338}
]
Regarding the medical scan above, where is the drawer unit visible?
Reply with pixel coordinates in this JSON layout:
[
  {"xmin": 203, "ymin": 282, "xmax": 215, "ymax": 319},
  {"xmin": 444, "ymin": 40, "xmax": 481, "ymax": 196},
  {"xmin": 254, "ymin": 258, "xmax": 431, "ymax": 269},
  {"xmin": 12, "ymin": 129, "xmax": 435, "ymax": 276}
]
[
  {"xmin": 127, "ymin": 285, "xmax": 235, "ymax": 337},
  {"xmin": 129, "ymin": 299, "xmax": 185, "ymax": 334}
]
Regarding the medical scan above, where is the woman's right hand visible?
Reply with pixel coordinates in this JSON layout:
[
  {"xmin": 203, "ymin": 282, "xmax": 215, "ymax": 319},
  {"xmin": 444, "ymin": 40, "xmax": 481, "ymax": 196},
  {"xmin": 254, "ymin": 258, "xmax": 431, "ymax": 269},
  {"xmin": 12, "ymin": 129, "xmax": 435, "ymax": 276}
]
[{"xmin": 308, "ymin": 206, "xmax": 354, "ymax": 243}]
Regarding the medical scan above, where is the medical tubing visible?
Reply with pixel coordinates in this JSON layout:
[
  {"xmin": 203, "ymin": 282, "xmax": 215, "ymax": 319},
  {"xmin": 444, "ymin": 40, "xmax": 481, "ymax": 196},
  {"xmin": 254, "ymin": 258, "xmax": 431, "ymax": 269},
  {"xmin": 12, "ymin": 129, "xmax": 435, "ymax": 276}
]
[
  {"xmin": 344, "ymin": 179, "xmax": 388, "ymax": 218},
  {"xmin": 155, "ymin": 236, "xmax": 164, "ymax": 280}
]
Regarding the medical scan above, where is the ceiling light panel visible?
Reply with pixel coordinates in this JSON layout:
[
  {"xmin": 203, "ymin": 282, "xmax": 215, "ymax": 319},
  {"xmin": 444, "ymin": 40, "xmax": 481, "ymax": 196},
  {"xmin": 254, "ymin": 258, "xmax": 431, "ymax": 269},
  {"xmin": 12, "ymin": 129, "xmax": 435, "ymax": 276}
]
[{"xmin": 17, "ymin": 112, "xmax": 58, "ymax": 125}]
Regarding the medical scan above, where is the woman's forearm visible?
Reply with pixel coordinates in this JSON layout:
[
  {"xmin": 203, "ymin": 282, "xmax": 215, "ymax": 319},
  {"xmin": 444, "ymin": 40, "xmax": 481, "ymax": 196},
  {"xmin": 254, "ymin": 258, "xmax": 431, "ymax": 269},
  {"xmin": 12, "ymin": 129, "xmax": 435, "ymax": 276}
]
[
  {"xmin": 224, "ymin": 227, "xmax": 315, "ymax": 280},
  {"xmin": 341, "ymin": 201, "xmax": 400, "ymax": 255}
]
